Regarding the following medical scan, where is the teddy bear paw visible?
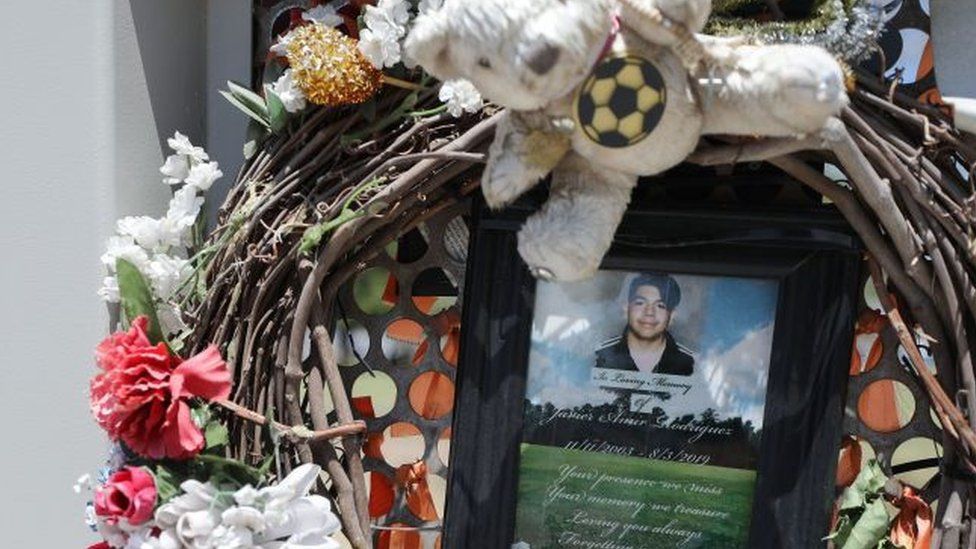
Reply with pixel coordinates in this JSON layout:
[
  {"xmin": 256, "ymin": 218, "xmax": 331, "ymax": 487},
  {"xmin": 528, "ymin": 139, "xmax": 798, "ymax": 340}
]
[
  {"xmin": 482, "ymin": 164, "xmax": 538, "ymax": 209},
  {"xmin": 773, "ymin": 57, "xmax": 847, "ymax": 133},
  {"xmin": 517, "ymin": 227, "xmax": 602, "ymax": 282}
]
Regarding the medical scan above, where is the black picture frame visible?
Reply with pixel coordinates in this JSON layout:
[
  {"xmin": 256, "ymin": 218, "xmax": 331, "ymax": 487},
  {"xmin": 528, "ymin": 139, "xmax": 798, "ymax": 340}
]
[{"xmin": 444, "ymin": 194, "xmax": 863, "ymax": 548}]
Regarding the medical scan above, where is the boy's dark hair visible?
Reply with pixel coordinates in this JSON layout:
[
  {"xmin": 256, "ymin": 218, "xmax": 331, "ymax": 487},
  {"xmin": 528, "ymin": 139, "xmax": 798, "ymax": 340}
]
[{"xmin": 628, "ymin": 273, "xmax": 681, "ymax": 310}]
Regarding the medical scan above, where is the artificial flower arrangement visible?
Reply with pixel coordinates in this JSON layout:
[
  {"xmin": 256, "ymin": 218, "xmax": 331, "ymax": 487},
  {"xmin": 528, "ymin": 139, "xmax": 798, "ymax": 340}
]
[{"xmin": 79, "ymin": 133, "xmax": 345, "ymax": 548}]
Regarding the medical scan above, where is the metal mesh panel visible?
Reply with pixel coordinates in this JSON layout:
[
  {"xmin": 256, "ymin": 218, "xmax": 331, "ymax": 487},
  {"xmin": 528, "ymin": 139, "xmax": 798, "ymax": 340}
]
[
  {"xmin": 332, "ymin": 203, "xmax": 469, "ymax": 547},
  {"xmin": 842, "ymin": 267, "xmax": 944, "ymax": 503}
]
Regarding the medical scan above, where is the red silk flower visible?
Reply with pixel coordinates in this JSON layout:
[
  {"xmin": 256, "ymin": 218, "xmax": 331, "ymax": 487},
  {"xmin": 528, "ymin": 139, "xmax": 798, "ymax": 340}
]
[
  {"xmin": 89, "ymin": 316, "xmax": 231, "ymax": 460},
  {"xmin": 93, "ymin": 466, "xmax": 157, "ymax": 526}
]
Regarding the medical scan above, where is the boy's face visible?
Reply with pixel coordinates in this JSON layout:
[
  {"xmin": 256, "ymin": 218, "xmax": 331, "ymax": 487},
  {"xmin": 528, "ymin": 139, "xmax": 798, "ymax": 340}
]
[{"xmin": 626, "ymin": 285, "xmax": 671, "ymax": 341}]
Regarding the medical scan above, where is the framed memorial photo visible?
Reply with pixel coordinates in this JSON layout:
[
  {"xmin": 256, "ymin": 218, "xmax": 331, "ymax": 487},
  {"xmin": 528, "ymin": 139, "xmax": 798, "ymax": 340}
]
[
  {"xmin": 445, "ymin": 199, "xmax": 862, "ymax": 549},
  {"xmin": 516, "ymin": 270, "xmax": 777, "ymax": 548}
]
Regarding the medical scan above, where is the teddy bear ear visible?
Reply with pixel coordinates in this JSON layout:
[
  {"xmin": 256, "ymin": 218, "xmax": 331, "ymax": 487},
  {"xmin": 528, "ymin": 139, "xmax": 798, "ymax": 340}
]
[{"xmin": 404, "ymin": 11, "xmax": 457, "ymax": 78}]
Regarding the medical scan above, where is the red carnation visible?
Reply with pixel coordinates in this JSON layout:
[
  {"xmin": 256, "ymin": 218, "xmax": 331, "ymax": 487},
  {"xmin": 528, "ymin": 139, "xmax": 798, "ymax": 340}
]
[
  {"xmin": 89, "ymin": 316, "xmax": 231, "ymax": 460},
  {"xmin": 93, "ymin": 466, "xmax": 157, "ymax": 526}
]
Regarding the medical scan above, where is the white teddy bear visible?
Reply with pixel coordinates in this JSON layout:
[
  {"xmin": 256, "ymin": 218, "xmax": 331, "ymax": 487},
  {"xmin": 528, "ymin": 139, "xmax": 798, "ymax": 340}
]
[{"xmin": 406, "ymin": 0, "xmax": 847, "ymax": 281}]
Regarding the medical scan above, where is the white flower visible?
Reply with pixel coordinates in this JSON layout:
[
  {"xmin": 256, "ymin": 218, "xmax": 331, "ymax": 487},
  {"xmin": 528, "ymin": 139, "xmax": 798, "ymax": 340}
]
[
  {"xmin": 176, "ymin": 509, "xmax": 219, "ymax": 545},
  {"xmin": 418, "ymin": 0, "xmax": 443, "ymax": 13},
  {"xmin": 130, "ymin": 185, "xmax": 205, "ymax": 252},
  {"xmin": 261, "ymin": 463, "xmax": 320, "ymax": 506},
  {"xmin": 157, "ymin": 303, "xmax": 187, "ymax": 336},
  {"xmin": 160, "ymin": 132, "xmax": 209, "ymax": 185},
  {"xmin": 222, "ymin": 506, "xmax": 266, "ymax": 531},
  {"xmin": 358, "ymin": 0, "xmax": 411, "ymax": 69},
  {"xmin": 98, "ymin": 276, "xmax": 120, "ymax": 303},
  {"xmin": 96, "ymin": 517, "xmax": 128, "ymax": 548},
  {"xmin": 358, "ymin": 22, "xmax": 403, "ymax": 68},
  {"xmin": 272, "ymin": 70, "xmax": 308, "ymax": 114},
  {"xmin": 101, "ymin": 236, "xmax": 150, "ymax": 272},
  {"xmin": 166, "ymin": 185, "xmax": 204, "ymax": 228},
  {"xmin": 116, "ymin": 202, "xmax": 196, "ymax": 253},
  {"xmin": 152, "ymin": 465, "xmax": 340, "ymax": 549},
  {"xmin": 377, "ymin": 0, "xmax": 411, "ymax": 26},
  {"xmin": 160, "ymin": 154, "xmax": 191, "ymax": 185},
  {"xmin": 155, "ymin": 480, "xmax": 219, "ymax": 529},
  {"xmin": 210, "ymin": 524, "xmax": 255, "ymax": 548},
  {"xmin": 184, "ymin": 161, "xmax": 222, "ymax": 192},
  {"xmin": 145, "ymin": 255, "xmax": 191, "ymax": 300},
  {"xmin": 124, "ymin": 526, "xmax": 162, "ymax": 549},
  {"xmin": 116, "ymin": 217, "xmax": 170, "ymax": 253},
  {"xmin": 257, "ymin": 495, "xmax": 341, "ymax": 547},
  {"xmin": 302, "ymin": 5, "xmax": 343, "ymax": 27},
  {"xmin": 167, "ymin": 132, "xmax": 209, "ymax": 163},
  {"xmin": 270, "ymin": 31, "xmax": 294, "ymax": 57},
  {"xmin": 439, "ymin": 79, "xmax": 483, "ymax": 117},
  {"xmin": 145, "ymin": 529, "xmax": 180, "ymax": 549},
  {"xmin": 362, "ymin": 5, "xmax": 396, "ymax": 33},
  {"xmin": 234, "ymin": 485, "xmax": 261, "ymax": 507},
  {"xmin": 73, "ymin": 473, "xmax": 91, "ymax": 494},
  {"xmin": 85, "ymin": 502, "xmax": 98, "ymax": 530}
]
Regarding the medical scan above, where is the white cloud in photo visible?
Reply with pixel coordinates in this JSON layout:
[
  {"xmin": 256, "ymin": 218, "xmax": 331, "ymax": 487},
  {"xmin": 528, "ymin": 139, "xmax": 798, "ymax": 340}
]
[{"xmin": 697, "ymin": 322, "xmax": 774, "ymax": 426}]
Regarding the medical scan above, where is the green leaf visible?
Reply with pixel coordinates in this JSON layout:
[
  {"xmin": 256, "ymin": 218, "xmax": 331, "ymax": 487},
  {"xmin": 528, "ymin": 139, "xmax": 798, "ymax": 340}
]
[
  {"xmin": 856, "ymin": 461, "xmax": 889, "ymax": 494},
  {"xmin": 842, "ymin": 498, "xmax": 891, "ymax": 549},
  {"xmin": 299, "ymin": 224, "xmax": 331, "ymax": 255},
  {"xmin": 298, "ymin": 210, "xmax": 363, "ymax": 255},
  {"xmin": 116, "ymin": 258, "xmax": 165, "ymax": 344},
  {"xmin": 264, "ymin": 85, "xmax": 289, "ymax": 134},
  {"xmin": 151, "ymin": 465, "xmax": 182, "ymax": 504},
  {"xmin": 257, "ymin": 454, "xmax": 275, "ymax": 478},
  {"xmin": 190, "ymin": 405, "xmax": 211, "ymax": 428},
  {"xmin": 840, "ymin": 461, "xmax": 888, "ymax": 511},
  {"xmin": 227, "ymin": 80, "xmax": 269, "ymax": 118},
  {"xmin": 244, "ymin": 118, "xmax": 269, "ymax": 160},
  {"xmin": 839, "ymin": 488, "xmax": 867, "ymax": 511},
  {"xmin": 401, "ymin": 92, "xmax": 418, "ymax": 111},
  {"xmin": 827, "ymin": 514, "xmax": 853, "ymax": 546},
  {"xmin": 205, "ymin": 421, "xmax": 229, "ymax": 450},
  {"xmin": 191, "ymin": 404, "xmax": 228, "ymax": 450},
  {"xmin": 195, "ymin": 454, "xmax": 265, "ymax": 486},
  {"xmin": 219, "ymin": 90, "xmax": 271, "ymax": 128}
]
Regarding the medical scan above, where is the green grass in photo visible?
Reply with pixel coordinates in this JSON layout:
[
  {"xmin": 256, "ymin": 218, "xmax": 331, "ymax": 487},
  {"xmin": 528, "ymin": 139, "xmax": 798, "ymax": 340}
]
[{"xmin": 514, "ymin": 444, "xmax": 757, "ymax": 548}]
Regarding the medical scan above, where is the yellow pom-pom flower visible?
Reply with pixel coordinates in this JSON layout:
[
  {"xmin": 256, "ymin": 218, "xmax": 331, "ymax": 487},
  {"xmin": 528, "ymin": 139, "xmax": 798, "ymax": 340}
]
[{"xmin": 285, "ymin": 23, "xmax": 383, "ymax": 107}]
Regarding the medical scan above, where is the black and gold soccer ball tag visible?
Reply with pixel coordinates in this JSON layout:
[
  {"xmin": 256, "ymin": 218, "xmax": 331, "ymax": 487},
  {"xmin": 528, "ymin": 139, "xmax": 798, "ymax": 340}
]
[{"xmin": 575, "ymin": 54, "xmax": 667, "ymax": 148}]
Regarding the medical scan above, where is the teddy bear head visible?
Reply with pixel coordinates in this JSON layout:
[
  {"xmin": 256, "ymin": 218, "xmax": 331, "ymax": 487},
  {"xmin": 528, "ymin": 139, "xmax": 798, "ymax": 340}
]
[{"xmin": 405, "ymin": 0, "xmax": 616, "ymax": 111}]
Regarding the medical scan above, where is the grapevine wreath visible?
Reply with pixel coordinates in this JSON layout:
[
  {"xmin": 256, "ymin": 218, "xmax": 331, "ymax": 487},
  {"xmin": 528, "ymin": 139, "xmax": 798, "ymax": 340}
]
[{"xmin": 79, "ymin": 0, "xmax": 976, "ymax": 547}]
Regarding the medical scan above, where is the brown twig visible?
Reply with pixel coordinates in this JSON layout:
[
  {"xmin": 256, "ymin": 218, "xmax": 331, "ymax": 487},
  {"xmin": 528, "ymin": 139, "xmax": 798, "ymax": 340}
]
[{"xmin": 215, "ymin": 399, "xmax": 366, "ymax": 443}]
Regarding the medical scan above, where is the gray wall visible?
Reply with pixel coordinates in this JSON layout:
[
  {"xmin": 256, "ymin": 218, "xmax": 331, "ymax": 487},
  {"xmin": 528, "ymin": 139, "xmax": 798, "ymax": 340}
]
[
  {"xmin": 0, "ymin": 1, "xmax": 247, "ymax": 545},
  {"xmin": 932, "ymin": 0, "xmax": 976, "ymax": 98}
]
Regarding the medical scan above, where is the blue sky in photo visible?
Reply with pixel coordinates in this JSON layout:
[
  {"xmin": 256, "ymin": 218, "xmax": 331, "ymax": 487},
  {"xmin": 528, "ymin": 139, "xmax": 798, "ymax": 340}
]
[{"xmin": 700, "ymin": 278, "xmax": 779, "ymax": 354}]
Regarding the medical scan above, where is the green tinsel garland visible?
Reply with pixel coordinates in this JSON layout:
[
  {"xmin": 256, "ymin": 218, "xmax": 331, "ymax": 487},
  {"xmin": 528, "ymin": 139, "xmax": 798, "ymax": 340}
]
[{"xmin": 706, "ymin": 0, "xmax": 881, "ymax": 61}]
